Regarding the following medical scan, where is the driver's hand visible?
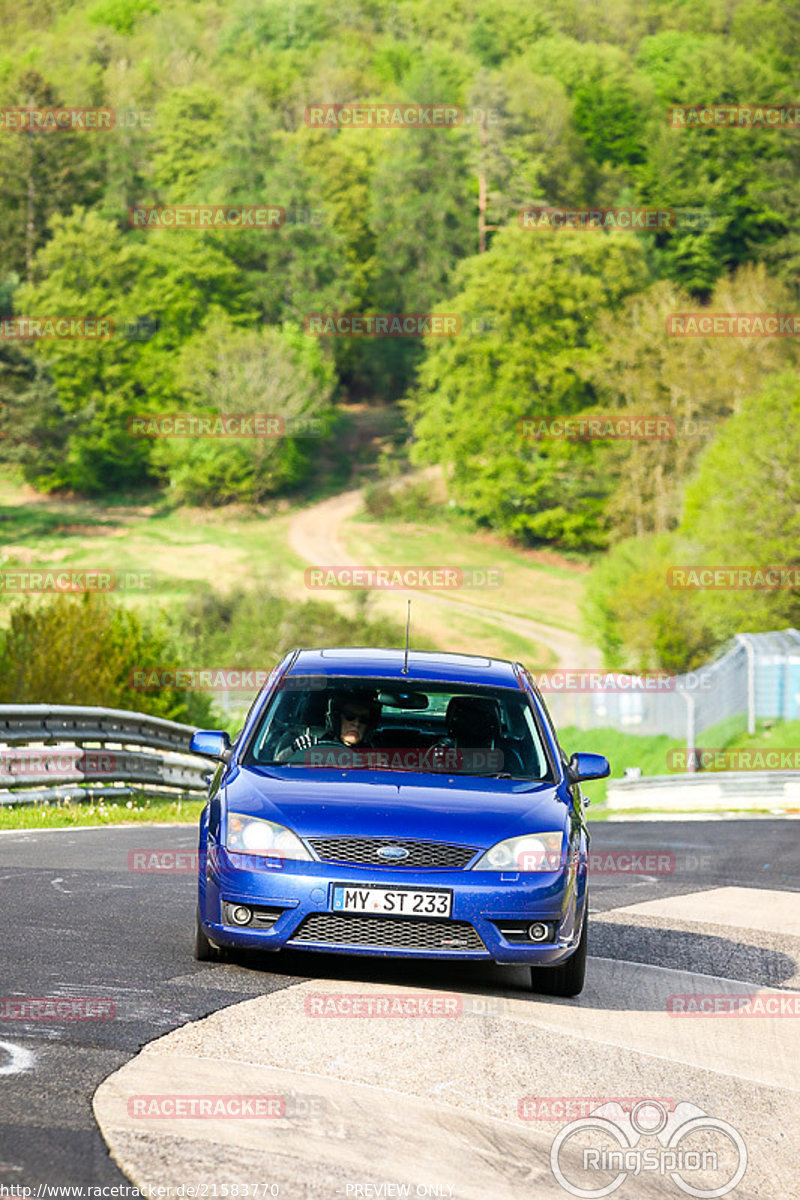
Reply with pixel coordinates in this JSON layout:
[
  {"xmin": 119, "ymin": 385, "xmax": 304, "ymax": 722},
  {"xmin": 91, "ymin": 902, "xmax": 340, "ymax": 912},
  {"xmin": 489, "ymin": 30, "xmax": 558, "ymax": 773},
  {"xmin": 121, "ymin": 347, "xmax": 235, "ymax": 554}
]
[{"xmin": 292, "ymin": 732, "xmax": 319, "ymax": 751}]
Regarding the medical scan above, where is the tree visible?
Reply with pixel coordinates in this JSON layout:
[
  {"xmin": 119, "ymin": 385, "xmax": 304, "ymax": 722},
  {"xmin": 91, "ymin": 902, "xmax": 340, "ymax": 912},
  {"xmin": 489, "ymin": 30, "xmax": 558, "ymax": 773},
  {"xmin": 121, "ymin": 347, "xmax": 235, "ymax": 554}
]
[
  {"xmin": 405, "ymin": 226, "xmax": 651, "ymax": 548},
  {"xmin": 582, "ymin": 531, "xmax": 715, "ymax": 671},
  {"xmin": 581, "ymin": 265, "xmax": 799, "ymax": 539},
  {"xmin": 10, "ymin": 209, "xmax": 249, "ymax": 492},
  {"xmin": 633, "ymin": 31, "xmax": 795, "ymax": 294},
  {"xmin": 151, "ymin": 314, "xmax": 335, "ymax": 504},
  {"xmin": 583, "ymin": 371, "xmax": 800, "ymax": 670},
  {"xmin": 679, "ymin": 368, "xmax": 800, "ymax": 640},
  {"xmin": 0, "ymin": 593, "xmax": 213, "ymax": 723},
  {"xmin": 0, "ymin": 70, "xmax": 103, "ymax": 280}
]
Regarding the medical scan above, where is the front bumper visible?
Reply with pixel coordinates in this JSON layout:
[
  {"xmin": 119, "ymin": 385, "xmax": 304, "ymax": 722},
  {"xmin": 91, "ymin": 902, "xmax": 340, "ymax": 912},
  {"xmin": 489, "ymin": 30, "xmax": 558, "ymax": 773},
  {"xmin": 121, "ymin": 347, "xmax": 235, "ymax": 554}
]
[{"xmin": 199, "ymin": 846, "xmax": 586, "ymax": 964}]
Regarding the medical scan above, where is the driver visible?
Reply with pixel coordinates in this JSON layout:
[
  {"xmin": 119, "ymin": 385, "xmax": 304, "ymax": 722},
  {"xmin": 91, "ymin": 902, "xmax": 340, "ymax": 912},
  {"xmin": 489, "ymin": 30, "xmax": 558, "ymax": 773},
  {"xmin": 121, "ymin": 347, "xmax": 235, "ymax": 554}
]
[{"xmin": 275, "ymin": 690, "xmax": 381, "ymax": 762}]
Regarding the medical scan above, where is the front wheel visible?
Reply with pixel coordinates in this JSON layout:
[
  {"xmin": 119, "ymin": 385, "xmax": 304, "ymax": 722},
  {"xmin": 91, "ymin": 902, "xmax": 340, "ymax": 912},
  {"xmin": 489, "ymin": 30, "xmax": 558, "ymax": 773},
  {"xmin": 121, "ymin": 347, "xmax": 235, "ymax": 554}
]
[
  {"xmin": 528, "ymin": 912, "xmax": 587, "ymax": 998},
  {"xmin": 194, "ymin": 908, "xmax": 227, "ymax": 963}
]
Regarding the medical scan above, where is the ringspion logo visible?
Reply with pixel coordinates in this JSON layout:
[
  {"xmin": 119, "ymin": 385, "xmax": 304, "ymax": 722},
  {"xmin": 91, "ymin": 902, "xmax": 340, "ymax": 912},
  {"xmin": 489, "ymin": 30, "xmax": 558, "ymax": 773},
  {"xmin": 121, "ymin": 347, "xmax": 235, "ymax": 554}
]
[{"xmin": 550, "ymin": 1100, "xmax": 747, "ymax": 1198}]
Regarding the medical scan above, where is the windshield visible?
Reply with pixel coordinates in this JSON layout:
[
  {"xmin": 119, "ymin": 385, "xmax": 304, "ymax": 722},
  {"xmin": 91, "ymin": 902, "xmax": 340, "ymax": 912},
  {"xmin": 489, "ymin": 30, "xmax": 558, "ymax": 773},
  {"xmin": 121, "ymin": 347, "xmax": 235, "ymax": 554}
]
[{"xmin": 243, "ymin": 675, "xmax": 554, "ymax": 780}]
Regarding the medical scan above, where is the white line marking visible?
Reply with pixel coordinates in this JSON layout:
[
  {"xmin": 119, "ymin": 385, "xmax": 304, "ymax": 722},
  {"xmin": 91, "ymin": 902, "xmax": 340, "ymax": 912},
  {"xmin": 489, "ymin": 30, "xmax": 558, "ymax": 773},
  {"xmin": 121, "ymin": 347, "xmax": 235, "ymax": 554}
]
[
  {"xmin": 0, "ymin": 1041, "xmax": 35, "ymax": 1076},
  {"xmin": 50, "ymin": 878, "xmax": 72, "ymax": 894}
]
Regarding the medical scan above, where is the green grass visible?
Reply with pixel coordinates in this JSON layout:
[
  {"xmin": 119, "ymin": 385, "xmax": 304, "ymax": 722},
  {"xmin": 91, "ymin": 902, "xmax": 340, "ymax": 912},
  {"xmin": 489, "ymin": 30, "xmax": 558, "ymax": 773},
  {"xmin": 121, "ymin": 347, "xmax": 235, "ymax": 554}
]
[
  {"xmin": 567, "ymin": 717, "xmax": 800, "ymax": 816},
  {"xmin": 0, "ymin": 793, "xmax": 205, "ymax": 830},
  {"xmin": 0, "ymin": 462, "xmax": 586, "ymax": 669},
  {"xmin": 341, "ymin": 510, "xmax": 590, "ymax": 634},
  {"xmin": 0, "ymin": 466, "xmax": 307, "ymax": 625},
  {"xmin": 560, "ymin": 725, "xmax": 685, "ymax": 810}
]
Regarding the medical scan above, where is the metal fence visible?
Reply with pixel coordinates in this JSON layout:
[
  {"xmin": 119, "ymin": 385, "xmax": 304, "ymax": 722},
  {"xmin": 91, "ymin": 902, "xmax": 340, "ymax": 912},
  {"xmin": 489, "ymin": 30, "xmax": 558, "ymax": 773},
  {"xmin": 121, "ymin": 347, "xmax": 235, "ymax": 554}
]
[
  {"xmin": 0, "ymin": 704, "xmax": 208, "ymax": 806},
  {"xmin": 607, "ymin": 770, "xmax": 800, "ymax": 812},
  {"xmin": 544, "ymin": 628, "xmax": 800, "ymax": 754}
]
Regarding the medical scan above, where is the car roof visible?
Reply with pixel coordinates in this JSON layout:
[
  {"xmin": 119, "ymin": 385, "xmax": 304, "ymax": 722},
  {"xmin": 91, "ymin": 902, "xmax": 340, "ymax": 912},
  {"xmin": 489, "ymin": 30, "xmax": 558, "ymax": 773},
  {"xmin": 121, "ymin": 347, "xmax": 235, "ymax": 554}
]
[{"xmin": 284, "ymin": 648, "xmax": 523, "ymax": 689}]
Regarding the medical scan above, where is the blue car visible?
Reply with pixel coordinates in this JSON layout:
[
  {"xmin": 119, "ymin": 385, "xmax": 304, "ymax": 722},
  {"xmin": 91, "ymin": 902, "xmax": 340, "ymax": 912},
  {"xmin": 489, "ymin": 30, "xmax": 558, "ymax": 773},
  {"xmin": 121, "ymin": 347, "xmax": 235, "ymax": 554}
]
[{"xmin": 190, "ymin": 648, "xmax": 609, "ymax": 996}]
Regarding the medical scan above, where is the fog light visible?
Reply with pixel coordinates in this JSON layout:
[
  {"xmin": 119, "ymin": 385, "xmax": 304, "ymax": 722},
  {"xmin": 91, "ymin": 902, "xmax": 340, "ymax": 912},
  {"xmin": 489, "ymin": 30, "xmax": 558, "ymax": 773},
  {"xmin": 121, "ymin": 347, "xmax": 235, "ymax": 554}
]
[
  {"xmin": 528, "ymin": 921, "xmax": 549, "ymax": 942},
  {"xmin": 230, "ymin": 905, "xmax": 252, "ymax": 926}
]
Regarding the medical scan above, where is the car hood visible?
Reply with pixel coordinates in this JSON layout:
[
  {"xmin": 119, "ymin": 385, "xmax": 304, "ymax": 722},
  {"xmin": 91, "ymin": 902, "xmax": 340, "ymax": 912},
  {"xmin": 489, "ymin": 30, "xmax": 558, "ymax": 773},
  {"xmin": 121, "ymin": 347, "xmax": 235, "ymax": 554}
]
[{"xmin": 223, "ymin": 764, "xmax": 569, "ymax": 848}]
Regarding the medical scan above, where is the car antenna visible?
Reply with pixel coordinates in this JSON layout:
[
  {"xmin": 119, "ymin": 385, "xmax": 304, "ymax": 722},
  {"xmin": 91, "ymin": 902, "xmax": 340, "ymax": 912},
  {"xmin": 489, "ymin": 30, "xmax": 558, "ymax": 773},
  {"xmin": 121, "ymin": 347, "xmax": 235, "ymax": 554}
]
[{"xmin": 402, "ymin": 599, "xmax": 411, "ymax": 675}]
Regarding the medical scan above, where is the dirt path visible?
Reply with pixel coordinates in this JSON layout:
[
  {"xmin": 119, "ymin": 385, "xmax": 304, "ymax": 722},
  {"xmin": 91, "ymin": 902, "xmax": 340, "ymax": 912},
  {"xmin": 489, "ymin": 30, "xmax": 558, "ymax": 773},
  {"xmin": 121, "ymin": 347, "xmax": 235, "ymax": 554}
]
[{"xmin": 288, "ymin": 487, "xmax": 602, "ymax": 669}]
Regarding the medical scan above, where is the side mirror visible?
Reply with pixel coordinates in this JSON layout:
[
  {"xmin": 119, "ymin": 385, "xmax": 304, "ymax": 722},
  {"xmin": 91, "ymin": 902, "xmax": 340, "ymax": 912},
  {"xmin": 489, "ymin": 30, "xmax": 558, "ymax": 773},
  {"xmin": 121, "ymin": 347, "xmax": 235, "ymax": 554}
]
[
  {"xmin": 190, "ymin": 730, "xmax": 232, "ymax": 762},
  {"xmin": 568, "ymin": 752, "xmax": 610, "ymax": 783}
]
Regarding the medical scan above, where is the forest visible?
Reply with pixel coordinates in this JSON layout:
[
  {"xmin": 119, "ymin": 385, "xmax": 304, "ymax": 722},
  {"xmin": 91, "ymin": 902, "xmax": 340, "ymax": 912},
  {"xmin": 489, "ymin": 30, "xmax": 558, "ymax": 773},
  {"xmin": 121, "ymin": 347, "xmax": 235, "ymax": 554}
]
[{"xmin": 0, "ymin": 0, "xmax": 797, "ymax": 673}]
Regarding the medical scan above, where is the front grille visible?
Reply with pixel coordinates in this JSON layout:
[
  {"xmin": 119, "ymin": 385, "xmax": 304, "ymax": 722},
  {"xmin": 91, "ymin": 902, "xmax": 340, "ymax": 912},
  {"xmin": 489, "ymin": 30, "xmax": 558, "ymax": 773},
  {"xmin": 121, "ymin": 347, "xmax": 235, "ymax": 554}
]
[
  {"xmin": 307, "ymin": 836, "xmax": 477, "ymax": 870},
  {"xmin": 290, "ymin": 913, "xmax": 486, "ymax": 952}
]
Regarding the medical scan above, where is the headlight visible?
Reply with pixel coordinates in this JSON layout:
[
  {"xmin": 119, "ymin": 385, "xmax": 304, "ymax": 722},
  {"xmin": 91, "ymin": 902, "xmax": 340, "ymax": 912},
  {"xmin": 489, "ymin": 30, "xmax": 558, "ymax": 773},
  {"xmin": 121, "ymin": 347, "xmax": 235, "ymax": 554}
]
[
  {"xmin": 472, "ymin": 831, "xmax": 564, "ymax": 872},
  {"xmin": 226, "ymin": 813, "xmax": 313, "ymax": 861}
]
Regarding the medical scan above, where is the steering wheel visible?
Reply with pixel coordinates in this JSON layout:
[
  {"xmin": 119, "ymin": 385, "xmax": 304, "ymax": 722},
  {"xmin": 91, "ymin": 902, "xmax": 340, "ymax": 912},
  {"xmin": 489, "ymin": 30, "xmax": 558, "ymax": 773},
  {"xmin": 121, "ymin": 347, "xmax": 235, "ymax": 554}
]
[{"xmin": 284, "ymin": 737, "xmax": 361, "ymax": 765}]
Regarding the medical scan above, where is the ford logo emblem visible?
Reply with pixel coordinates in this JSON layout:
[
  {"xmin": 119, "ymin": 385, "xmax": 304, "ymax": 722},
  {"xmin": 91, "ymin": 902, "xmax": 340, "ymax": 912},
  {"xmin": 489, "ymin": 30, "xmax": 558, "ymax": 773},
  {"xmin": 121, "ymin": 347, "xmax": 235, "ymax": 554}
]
[{"xmin": 377, "ymin": 845, "xmax": 410, "ymax": 861}]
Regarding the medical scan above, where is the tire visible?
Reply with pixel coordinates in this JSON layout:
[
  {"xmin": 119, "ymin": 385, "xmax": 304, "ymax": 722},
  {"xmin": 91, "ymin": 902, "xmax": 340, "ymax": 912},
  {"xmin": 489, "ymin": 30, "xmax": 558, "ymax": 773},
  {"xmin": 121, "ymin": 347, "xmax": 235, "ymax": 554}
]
[
  {"xmin": 194, "ymin": 908, "xmax": 226, "ymax": 963},
  {"xmin": 528, "ymin": 911, "xmax": 587, "ymax": 998}
]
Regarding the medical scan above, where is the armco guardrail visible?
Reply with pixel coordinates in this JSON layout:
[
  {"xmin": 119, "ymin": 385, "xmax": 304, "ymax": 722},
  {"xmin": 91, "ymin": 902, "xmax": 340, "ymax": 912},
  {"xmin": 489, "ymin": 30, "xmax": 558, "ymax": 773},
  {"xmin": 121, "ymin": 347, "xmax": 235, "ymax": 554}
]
[
  {"xmin": 0, "ymin": 704, "xmax": 209, "ymax": 805},
  {"xmin": 607, "ymin": 771, "xmax": 800, "ymax": 812}
]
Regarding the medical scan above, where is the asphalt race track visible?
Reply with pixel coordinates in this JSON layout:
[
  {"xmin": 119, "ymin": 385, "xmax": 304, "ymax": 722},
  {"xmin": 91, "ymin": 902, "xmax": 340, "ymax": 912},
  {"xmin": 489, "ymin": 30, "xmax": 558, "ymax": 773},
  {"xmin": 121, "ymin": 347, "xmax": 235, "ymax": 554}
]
[{"xmin": 0, "ymin": 820, "xmax": 797, "ymax": 1199}]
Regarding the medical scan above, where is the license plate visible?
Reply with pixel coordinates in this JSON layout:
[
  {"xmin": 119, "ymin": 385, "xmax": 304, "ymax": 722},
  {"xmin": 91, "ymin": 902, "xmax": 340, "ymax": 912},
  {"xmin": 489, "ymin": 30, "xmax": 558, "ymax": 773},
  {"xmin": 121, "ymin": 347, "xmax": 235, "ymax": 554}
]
[{"xmin": 332, "ymin": 884, "xmax": 452, "ymax": 918}]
